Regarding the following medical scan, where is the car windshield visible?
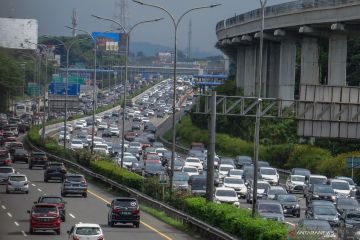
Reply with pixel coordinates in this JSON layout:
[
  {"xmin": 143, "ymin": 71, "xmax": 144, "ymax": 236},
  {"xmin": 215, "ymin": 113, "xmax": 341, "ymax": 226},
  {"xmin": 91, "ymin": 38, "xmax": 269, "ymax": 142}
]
[
  {"xmin": 33, "ymin": 206, "xmax": 57, "ymax": 214},
  {"xmin": 346, "ymin": 213, "xmax": 360, "ymax": 220},
  {"xmin": 66, "ymin": 176, "xmax": 84, "ymax": 182},
  {"xmin": 230, "ymin": 170, "xmax": 243, "ymax": 175},
  {"xmin": 261, "ymin": 169, "xmax": 276, "ymax": 175},
  {"xmin": 183, "ymin": 167, "xmax": 197, "ymax": 173},
  {"xmin": 114, "ymin": 199, "xmax": 138, "ymax": 208},
  {"xmin": 332, "ymin": 181, "xmax": 350, "ymax": 190},
  {"xmin": 124, "ymin": 157, "xmax": 137, "ymax": 162},
  {"xmin": 0, "ymin": 168, "xmax": 13, "ymax": 173},
  {"xmin": 277, "ymin": 195, "xmax": 297, "ymax": 202},
  {"xmin": 268, "ymin": 189, "xmax": 286, "ymax": 195},
  {"xmin": 216, "ymin": 189, "xmax": 237, "ymax": 197},
  {"xmin": 72, "ymin": 140, "xmax": 83, "ymax": 144},
  {"xmin": 220, "ymin": 166, "xmax": 233, "ymax": 171},
  {"xmin": 174, "ymin": 174, "xmax": 189, "ymax": 181},
  {"xmin": 310, "ymin": 177, "xmax": 327, "ymax": 184},
  {"xmin": 9, "ymin": 176, "xmax": 26, "ymax": 181},
  {"xmin": 41, "ymin": 197, "xmax": 62, "ymax": 203},
  {"xmin": 314, "ymin": 185, "xmax": 334, "ymax": 193},
  {"xmin": 187, "ymin": 158, "xmax": 200, "ymax": 163},
  {"xmin": 258, "ymin": 203, "xmax": 282, "ymax": 214},
  {"xmin": 337, "ymin": 198, "xmax": 359, "ymax": 207},
  {"xmin": 224, "ymin": 178, "xmax": 244, "ymax": 184},
  {"xmin": 314, "ymin": 206, "xmax": 337, "ymax": 215},
  {"xmin": 302, "ymin": 221, "xmax": 332, "ymax": 231},
  {"xmin": 294, "ymin": 169, "xmax": 310, "ymax": 176},
  {"xmin": 258, "ymin": 183, "xmax": 270, "ymax": 190},
  {"xmin": 146, "ymin": 164, "xmax": 163, "ymax": 171},
  {"xmin": 343, "ymin": 179, "xmax": 355, "ymax": 185},
  {"xmin": 291, "ymin": 176, "xmax": 305, "ymax": 182},
  {"xmin": 75, "ymin": 227, "xmax": 101, "ymax": 235}
]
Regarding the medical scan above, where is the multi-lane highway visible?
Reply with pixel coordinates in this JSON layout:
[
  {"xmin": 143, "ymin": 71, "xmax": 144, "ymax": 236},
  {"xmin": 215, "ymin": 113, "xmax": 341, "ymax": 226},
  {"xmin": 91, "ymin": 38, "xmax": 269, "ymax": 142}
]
[{"xmin": 0, "ymin": 161, "xmax": 194, "ymax": 240}]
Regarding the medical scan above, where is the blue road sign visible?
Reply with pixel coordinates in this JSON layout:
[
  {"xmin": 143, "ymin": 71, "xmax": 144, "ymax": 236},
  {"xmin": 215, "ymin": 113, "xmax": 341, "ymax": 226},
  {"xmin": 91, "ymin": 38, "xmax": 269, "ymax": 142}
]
[
  {"xmin": 346, "ymin": 157, "xmax": 360, "ymax": 169},
  {"xmin": 48, "ymin": 82, "xmax": 80, "ymax": 96}
]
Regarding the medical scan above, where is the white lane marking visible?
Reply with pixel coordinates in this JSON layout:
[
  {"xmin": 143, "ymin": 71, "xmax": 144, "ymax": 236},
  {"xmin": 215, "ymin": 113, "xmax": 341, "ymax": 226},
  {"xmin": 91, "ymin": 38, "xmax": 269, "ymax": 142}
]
[
  {"xmin": 31, "ymin": 183, "xmax": 36, "ymax": 187},
  {"xmin": 37, "ymin": 188, "xmax": 42, "ymax": 192},
  {"xmin": 69, "ymin": 213, "xmax": 76, "ymax": 219},
  {"xmin": 1, "ymin": 205, "xmax": 6, "ymax": 210},
  {"xmin": 7, "ymin": 212, "xmax": 12, "ymax": 217},
  {"xmin": 286, "ymin": 221, "xmax": 296, "ymax": 227},
  {"xmin": 21, "ymin": 231, "xmax": 27, "ymax": 237},
  {"xmin": 14, "ymin": 221, "xmax": 19, "ymax": 226}
]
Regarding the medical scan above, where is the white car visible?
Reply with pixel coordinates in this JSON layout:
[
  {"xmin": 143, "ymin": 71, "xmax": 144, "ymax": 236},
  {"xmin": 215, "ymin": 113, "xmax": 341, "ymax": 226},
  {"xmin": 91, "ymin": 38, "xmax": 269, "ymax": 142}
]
[
  {"xmin": 223, "ymin": 177, "xmax": 247, "ymax": 198},
  {"xmin": 142, "ymin": 117, "xmax": 150, "ymax": 124},
  {"xmin": 67, "ymin": 223, "xmax": 104, "ymax": 240},
  {"xmin": 147, "ymin": 109, "xmax": 155, "ymax": 116},
  {"xmin": 182, "ymin": 166, "xmax": 199, "ymax": 176},
  {"xmin": 6, "ymin": 174, "xmax": 29, "ymax": 194},
  {"xmin": 70, "ymin": 139, "xmax": 84, "ymax": 150},
  {"xmin": 98, "ymin": 123, "xmax": 108, "ymax": 130},
  {"xmin": 286, "ymin": 175, "xmax": 306, "ymax": 193},
  {"xmin": 214, "ymin": 187, "xmax": 240, "ymax": 207},
  {"xmin": 74, "ymin": 121, "xmax": 84, "ymax": 130},
  {"xmin": 109, "ymin": 127, "xmax": 120, "ymax": 137},
  {"xmin": 120, "ymin": 156, "xmax": 138, "ymax": 168},
  {"xmin": 259, "ymin": 167, "xmax": 279, "ymax": 185},
  {"xmin": 218, "ymin": 164, "xmax": 234, "ymax": 177},
  {"xmin": 59, "ymin": 131, "xmax": 71, "ymax": 142},
  {"xmin": 93, "ymin": 143, "xmax": 109, "ymax": 155},
  {"xmin": 155, "ymin": 148, "xmax": 167, "ymax": 158},
  {"xmin": 184, "ymin": 157, "xmax": 203, "ymax": 172},
  {"xmin": 330, "ymin": 179, "xmax": 351, "ymax": 198}
]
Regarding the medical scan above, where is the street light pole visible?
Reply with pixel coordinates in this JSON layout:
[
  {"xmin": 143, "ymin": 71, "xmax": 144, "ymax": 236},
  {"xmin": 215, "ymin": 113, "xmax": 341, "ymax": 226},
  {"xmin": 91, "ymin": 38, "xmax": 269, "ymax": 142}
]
[
  {"xmin": 91, "ymin": 14, "xmax": 163, "ymax": 168},
  {"xmin": 66, "ymin": 26, "xmax": 97, "ymax": 155},
  {"xmin": 252, "ymin": 0, "xmax": 267, "ymax": 218},
  {"xmin": 132, "ymin": 0, "xmax": 221, "ymax": 196}
]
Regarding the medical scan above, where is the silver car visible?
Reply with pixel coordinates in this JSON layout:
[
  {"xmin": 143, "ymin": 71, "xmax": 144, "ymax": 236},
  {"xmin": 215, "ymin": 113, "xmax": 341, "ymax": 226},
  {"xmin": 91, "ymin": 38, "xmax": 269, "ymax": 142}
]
[
  {"xmin": 6, "ymin": 174, "xmax": 29, "ymax": 194},
  {"xmin": 0, "ymin": 166, "xmax": 16, "ymax": 184}
]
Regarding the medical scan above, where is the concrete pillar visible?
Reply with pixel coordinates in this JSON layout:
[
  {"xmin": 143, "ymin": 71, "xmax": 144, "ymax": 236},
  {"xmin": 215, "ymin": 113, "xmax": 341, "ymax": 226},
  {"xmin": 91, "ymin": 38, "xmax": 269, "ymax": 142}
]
[
  {"xmin": 236, "ymin": 47, "xmax": 246, "ymax": 89},
  {"xmin": 301, "ymin": 37, "xmax": 320, "ymax": 85},
  {"xmin": 266, "ymin": 42, "xmax": 280, "ymax": 98},
  {"xmin": 328, "ymin": 34, "xmax": 347, "ymax": 86},
  {"xmin": 244, "ymin": 45, "xmax": 257, "ymax": 96},
  {"xmin": 278, "ymin": 40, "xmax": 296, "ymax": 100}
]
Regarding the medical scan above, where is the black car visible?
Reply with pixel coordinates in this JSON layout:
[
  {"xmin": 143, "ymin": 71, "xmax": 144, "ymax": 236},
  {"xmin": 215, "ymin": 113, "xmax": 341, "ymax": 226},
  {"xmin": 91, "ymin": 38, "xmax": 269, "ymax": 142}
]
[
  {"xmin": 36, "ymin": 195, "xmax": 67, "ymax": 222},
  {"xmin": 156, "ymin": 111, "xmax": 165, "ymax": 118},
  {"xmin": 339, "ymin": 210, "xmax": 360, "ymax": 239},
  {"xmin": 44, "ymin": 162, "xmax": 67, "ymax": 182},
  {"xmin": 29, "ymin": 151, "xmax": 48, "ymax": 169},
  {"xmin": 143, "ymin": 163, "xmax": 164, "ymax": 177},
  {"xmin": 107, "ymin": 197, "xmax": 140, "ymax": 228},
  {"xmin": 306, "ymin": 184, "xmax": 336, "ymax": 205},
  {"xmin": 305, "ymin": 200, "xmax": 339, "ymax": 227},
  {"xmin": 337, "ymin": 197, "xmax": 360, "ymax": 215},
  {"xmin": 102, "ymin": 129, "xmax": 112, "ymax": 138},
  {"xmin": 131, "ymin": 121, "xmax": 141, "ymax": 131},
  {"xmin": 295, "ymin": 219, "xmax": 336, "ymax": 239},
  {"xmin": 12, "ymin": 148, "xmax": 29, "ymax": 163},
  {"xmin": 275, "ymin": 194, "xmax": 300, "ymax": 217}
]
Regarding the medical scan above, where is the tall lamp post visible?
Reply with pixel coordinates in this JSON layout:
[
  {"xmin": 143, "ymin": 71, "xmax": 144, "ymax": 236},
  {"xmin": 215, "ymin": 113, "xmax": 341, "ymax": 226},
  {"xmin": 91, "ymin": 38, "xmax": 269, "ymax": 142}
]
[
  {"xmin": 91, "ymin": 14, "xmax": 163, "ymax": 168},
  {"xmin": 252, "ymin": 0, "xmax": 267, "ymax": 218},
  {"xmin": 132, "ymin": 0, "xmax": 221, "ymax": 195},
  {"xmin": 65, "ymin": 26, "xmax": 97, "ymax": 154},
  {"xmin": 43, "ymin": 36, "xmax": 85, "ymax": 150}
]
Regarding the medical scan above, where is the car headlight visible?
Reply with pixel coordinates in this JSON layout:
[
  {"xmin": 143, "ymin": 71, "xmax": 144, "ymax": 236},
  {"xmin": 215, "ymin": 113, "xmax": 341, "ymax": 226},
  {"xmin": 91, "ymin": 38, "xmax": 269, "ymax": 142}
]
[
  {"xmin": 313, "ymin": 194, "xmax": 319, "ymax": 198},
  {"xmin": 295, "ymin": 204, "xmax": 300, "ymax": 208},
  {"xmin": 331, "ymin": 195, "xmax": 336, "ymax": 201}
]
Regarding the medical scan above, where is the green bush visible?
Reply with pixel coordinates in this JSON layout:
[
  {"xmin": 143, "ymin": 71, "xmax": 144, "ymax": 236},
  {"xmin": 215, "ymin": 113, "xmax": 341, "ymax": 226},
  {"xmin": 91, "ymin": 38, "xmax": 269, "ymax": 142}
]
[
  {"xmin": 183, "ymin": 197, "xmax": 288, "ymax": 240},
  {"xmin": 89, "ymin": 160, "xmax": 143, "ymax": 190},
  {"xmin": 27, "ymin": 126, "xmax": 41, "ymax": 146}
]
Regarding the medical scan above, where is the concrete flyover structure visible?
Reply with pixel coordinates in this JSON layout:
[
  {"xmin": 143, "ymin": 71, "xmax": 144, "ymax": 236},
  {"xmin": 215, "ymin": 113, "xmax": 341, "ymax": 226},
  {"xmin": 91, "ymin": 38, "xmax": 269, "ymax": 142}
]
[{"xmin": 215, "ymin": 0, "xmax": 360, "ymax": 100}]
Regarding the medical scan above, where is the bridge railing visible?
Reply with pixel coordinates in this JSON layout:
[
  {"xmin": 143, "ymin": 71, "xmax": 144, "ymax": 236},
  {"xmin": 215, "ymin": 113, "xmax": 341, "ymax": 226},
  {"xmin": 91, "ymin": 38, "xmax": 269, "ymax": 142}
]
[{"xmin": 216, "ymin": 0, "xmax": 360, "ymax": 31}]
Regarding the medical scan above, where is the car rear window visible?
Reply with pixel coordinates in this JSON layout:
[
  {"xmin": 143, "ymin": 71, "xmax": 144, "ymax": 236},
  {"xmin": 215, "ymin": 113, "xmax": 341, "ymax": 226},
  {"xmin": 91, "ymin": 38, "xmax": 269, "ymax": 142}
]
[
  {"xmin": 114, "ymin": 199, "xmax": 138, "ymax": 208},
  {"xmin": 9, "ymin": 176, "xmax": 26, "ymax": 181},
  {"xmin": 75, "ymin": 227, "xmax": 101, "ymax": 235},
  {"xmin": 33, "ymin": 206, "xmax": 57, "ymax": 214},
  {"xmin": 41, "ymin": 197, "xmax": 62, "ymax": 204},
  {"xmin": 0, "ymin": 168, "xmax": 13, "ymax": 173},
  {"xmin": 66, "ymin": 176, "xmax": 84, "ymax": 182}
]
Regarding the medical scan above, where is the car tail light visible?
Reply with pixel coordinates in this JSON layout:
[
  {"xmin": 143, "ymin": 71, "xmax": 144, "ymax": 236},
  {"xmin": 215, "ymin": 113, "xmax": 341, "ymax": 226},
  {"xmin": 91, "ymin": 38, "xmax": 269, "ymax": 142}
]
[
  {"xmin": 133, "ymin": 209, "xmax": 140, "ymax": 215},
  {"xmin": 7, "ymin": 181, "xmax": 11, "ymax": 185},
  {"xmin": 98, "ymin": 235, "xmax": 104, "ymax": 240},
  {"xmin": 73, "ymin": 236, "xmax": 80, "ymax": 240},
  {"xmin": 24, "ymin": 181, "xmax": 28, "ymax": 185}
]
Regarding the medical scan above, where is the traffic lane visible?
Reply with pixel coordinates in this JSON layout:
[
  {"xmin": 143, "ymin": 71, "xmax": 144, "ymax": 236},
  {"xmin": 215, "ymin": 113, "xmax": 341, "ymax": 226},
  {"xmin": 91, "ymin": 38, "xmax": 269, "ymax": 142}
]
[
  {"xmin": 0, "ymin": 163, "xmax": 80, "ymax": 240},
  {"xmin": 9, "ymin": 162, "xmax": 194, "ymax": 240}
]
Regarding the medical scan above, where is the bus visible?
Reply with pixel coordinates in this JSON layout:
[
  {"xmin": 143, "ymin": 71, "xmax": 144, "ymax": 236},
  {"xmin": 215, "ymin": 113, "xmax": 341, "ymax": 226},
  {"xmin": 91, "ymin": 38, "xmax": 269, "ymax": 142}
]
[{"xmin": 15, "ymin": 103, "xmax": 27, "ymax": 116}]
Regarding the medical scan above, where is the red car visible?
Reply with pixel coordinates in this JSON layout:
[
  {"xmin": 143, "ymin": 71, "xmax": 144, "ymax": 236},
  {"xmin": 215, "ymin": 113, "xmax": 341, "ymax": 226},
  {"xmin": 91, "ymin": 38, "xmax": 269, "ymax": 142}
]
[{"xmin": 28, "ymin": 203, "xmax": 61, "ymax": 235}]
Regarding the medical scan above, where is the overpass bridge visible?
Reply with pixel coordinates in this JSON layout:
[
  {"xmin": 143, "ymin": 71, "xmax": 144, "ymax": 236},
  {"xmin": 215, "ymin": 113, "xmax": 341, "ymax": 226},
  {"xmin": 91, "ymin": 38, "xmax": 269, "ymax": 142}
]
[{"xmin": 216, "ymin": 0, "xmax": 360, "ymax": 100}]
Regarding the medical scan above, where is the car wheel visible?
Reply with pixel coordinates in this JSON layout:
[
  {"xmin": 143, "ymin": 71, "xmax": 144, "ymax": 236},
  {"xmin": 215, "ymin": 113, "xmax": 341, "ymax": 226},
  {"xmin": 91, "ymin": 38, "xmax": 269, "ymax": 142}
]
[
  {"xmin": 56, "ymin": 229, "xmax": 60, "ymax": 235},
  {"xmin": 110, "ymin": 220, "xmax": 114, "ymax": 227},
  {"xmin": 61, "ymin": 216, "xmax": 65, "ymax": 222},
  {"xmin": 29, "ymin": 165, "xmax": 32, "ymax": 169},
  {"xmin": 134, "ymin": 222, "xmax": 140, "ymax": 228},
  {"xmin": 6, "ymin": 189, "xmax": 9, "ymax": 194},
  {"xmin": 83, "ymin": 192, "xmax": 87, "ymax": 198},
  {"xmin": 44, "ymin": 178, "xmax": 48, "ymax": 182},
  {"xmin": 29, "ymin": 227, "xmax": 34, "ymax": 234},
  {"xmin": 296, "ymin": 213, "xmax": 300, "ymax": 218},
  {"xmin": 61, "ymin": 192, "xmax": 65, "ymax": 197},
  {"xmin": 25, "ymin": 191, "xmax": 29, "ymax": 194}
]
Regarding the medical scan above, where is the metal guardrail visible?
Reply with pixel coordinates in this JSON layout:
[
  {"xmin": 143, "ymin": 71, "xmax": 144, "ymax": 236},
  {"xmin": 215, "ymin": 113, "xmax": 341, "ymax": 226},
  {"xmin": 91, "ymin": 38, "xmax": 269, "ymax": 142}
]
[
  {"xmin": 216, "ymin": 0, "xmax": 360, "ymax": 31},
  {"xmin": 25, "ymin": 135, "xmax": 237, "ymax": 240}
]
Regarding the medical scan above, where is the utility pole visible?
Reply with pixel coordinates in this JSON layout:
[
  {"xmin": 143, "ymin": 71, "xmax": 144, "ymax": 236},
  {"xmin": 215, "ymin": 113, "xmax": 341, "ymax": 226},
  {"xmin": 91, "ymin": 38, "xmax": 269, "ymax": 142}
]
[{"xmin": 206, "ymin": 90, "xmax": 216, "ymax": 201}]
